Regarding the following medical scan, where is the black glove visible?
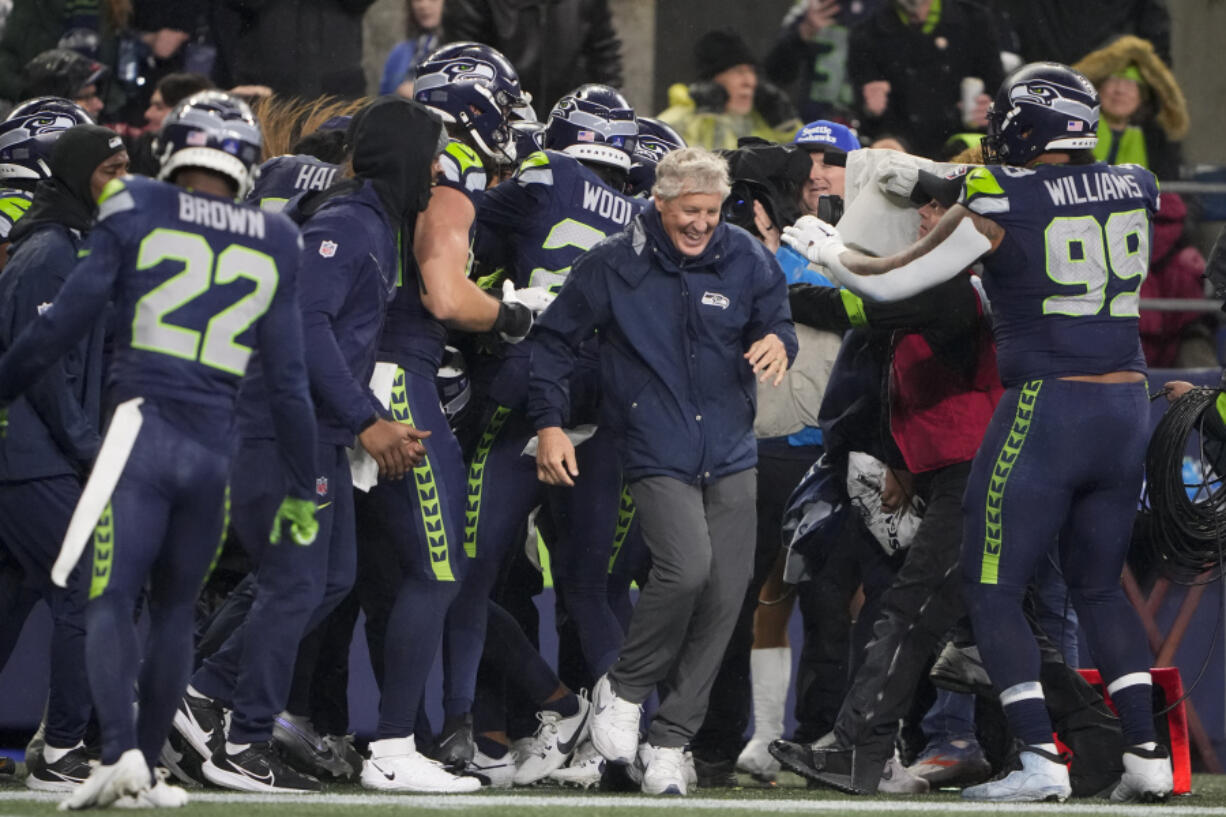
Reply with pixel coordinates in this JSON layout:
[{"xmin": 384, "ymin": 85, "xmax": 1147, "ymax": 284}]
[
  {"xmin": 688, "ymin": 81, "xmax": 729, "ymax": 113},
  {"xmin": 493, "ymin": 300, "xmax": 533, "ymax": 344},
  {"xmin": 754, "ymin": 81, "xmax": 798, "ymax": 128}
]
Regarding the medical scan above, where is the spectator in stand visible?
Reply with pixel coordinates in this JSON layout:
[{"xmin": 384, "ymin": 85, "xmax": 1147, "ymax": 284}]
[
  {"xmin": 143, "ymin": 72, "xmax": 215, "ymax": 133},
  {"xmin": 987, "ymin": 0, "xmax": 1171, "ymax": 68},
  {"xmin": 444, "ymin": 0, "xmax": 622, "ymax": 113},
  {"xmin": 224, "ymin": 0, "xmax": 376, "ymax": 99},
  {"xmin": 657, "ymin": 29, "xmax": 801, "ymax": 152},
  {"xmin": 1140, "ymin": 193, "xmax": 1214, "ymax": 369},
  {"xmin": 793, "ymin": 119, "xmax": 859, "ymax": 217},
  {"xmin": 1073, "ymin": 35, "xmax": 1187, "ymax": 182},
  {"xmin": 764, "ymin": 0, "xmax": 883, "ymax": 125},
  {"xmin": 0, "ymin": 0, "xmax": 118, "ymax": 104},
  {"xmin": 379, "ymin": 0, "xmax": 444, "ymax": 97},
  {"xmin": 848, "ymin": 0, "xmax": 1003, "ymax": 159},
  {"xmin": 20, "ymin": 49, "xmax": 108, "ymax": 120},
  {"xmin": 126, "ymin": 71, "xmax": 216, "ymax": 176}
]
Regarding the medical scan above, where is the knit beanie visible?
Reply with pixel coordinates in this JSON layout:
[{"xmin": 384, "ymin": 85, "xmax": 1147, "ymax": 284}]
[{"xmin": 694, "ymin": 29, "xmax": 757, "ymax": 80}]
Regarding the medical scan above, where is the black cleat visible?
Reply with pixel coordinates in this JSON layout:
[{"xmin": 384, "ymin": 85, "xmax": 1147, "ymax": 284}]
[
  {"xmin": 272, "ymin": 713, "xmax": 359, "ymax": 782},
  {"xmin": 24, "ymin": 744, "xmax": 93, "ymax": 792},
  {"xmin": 202, "ymin": 741, "xmax": 321, "ymax": 793},
  {"xmin": 768, "ymin": 738, "xmax": 881, "ymax": 795},
  {"xmin": 432, "ymin": 714, "xmax": 475, "ymax": 770}
]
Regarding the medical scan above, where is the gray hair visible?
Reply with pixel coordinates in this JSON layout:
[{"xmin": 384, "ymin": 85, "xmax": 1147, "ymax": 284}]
[{"xmin": 651, "ymin": 146, "xmax": 731, "ymax": 201}]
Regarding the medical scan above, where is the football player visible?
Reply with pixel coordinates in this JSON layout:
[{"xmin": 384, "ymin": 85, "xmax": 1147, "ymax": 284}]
[
  {"xmin": 0, "ymin": 91, "xmax": 319, "ymax": 809},
  {"xmin": 0, "ymin": 124, "xmax": 127, "ymax": 794},
  {"xmin": 347, "ymin": 43, "xmax": 534, "ymax": 793},
  {"xmin": 439, "ymin": 84, "xmax": 646, "ymax": 786},
  {"xmin": 175, "ymin": 96, "xmax": 439, "ymax": 795},
  {"xmin": 779, "ymin": 62, "xmax": 1172, "ymax": 803}
]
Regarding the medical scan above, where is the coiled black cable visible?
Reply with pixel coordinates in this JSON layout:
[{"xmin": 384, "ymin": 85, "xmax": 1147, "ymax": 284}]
[{"xmin": 1143, "ymin": 386, "xmax": 1226, "ymax": 585}]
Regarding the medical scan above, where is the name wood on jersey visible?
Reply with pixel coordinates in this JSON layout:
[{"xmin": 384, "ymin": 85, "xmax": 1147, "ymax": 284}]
[
  {"xmin": 1042, "ymin": 171, "xmax": 1145, "ymax": 208},
  {"xmin": 178, "ymin": 193, "xmax": 266, "ymax": 239},
  {"xmin": 581, "ymin": 181, "xmax": 634, "ymax": 225}
]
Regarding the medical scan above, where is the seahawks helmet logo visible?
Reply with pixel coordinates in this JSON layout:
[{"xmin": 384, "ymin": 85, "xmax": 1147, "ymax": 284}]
[
  {"xmin": 0, "ymin": 113, "xmax": 77, "ymax": 151},
  {"xmin": 635, "ymin": 136, "xmax": 674, "ymax": 162},
  {"xmin": 441, "ymin": 60, "xmax": 496, "ymax": 84},
  {"xmin": 1009, "ymin": 80, "xmax": 1098, "ymax": 122}
]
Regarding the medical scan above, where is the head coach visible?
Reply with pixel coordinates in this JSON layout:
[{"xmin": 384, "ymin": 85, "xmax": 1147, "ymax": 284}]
[{"xmin": 527, "ymin": 146, "xmax": 797, "ymax": 795}]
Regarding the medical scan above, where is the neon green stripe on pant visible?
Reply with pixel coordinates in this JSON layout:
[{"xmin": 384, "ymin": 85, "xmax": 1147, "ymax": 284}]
[
  {"xmin": 89, "ymin": 502, "xmax": 115, "ymax": 600},
  {"xmin": 391, "ymin": 368, "xmax": 455, "ymax": 582},
  {"xmin": 980, "ymin": 380, "xmax": 1042, "ymax": 585},
  {"xmin": 463, "ymin": 404, "xmax": 511, "ymax": 559}
]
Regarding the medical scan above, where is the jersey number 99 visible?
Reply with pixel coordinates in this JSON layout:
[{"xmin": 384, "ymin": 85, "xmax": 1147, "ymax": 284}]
[
  {"xmin": 1042, "ymin": 210, "xmax": 1148, "ymax": 318},
  {"xmin": 131, "ymin": 228, "xmax": 278, "ymax": 376}
]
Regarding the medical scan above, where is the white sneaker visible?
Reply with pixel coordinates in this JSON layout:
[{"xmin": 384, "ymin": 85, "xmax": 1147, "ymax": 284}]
[
  {"xmin": 465, "ymin": 747, "xmax": 515, "ymax": 789},
  {"xmin": 878, "ymin": 750, "xmax": 929, "ymax": 794},
  {"xmin": 962, "ymin": 746, "xmax": 1070, "ymax": 802},
  {"xmin": 736, "ymin": 738, "xmax": 781, "ymax": 781},
  {"xmin": 736, "ymin": 647, "xmax": 789, "ymax": 780},
  {"xmin": 60, "ymin": 749, "xmax": 150, "ymax": 811},
  {"xmin": 114, "ymin": 769, "xmax": 190, "ymax": 809},
  {"xmin": 513, "ymin": 692, "xmax": 591, "ymax": 785},
  {"xmin": 682, "ymin": 749, "xmax": 698, "ymax": 790},
  {"xmin": 638, "ymin": 743, "xmax": 687, "ymax": 796},
  {"xmin": 1111, "ymin": 745, "xmax": 1173, "ymax": 802},
  {"xmin": 548, "ymin": 741, "xmax": 604, "ymax": 789},
  {"xmin": 590, "ymin": 674, "xmax": 641, "ymax": 765},
  {"xmin": 360, "ymin": 737, "xmax": 480, "ymax": 793}
]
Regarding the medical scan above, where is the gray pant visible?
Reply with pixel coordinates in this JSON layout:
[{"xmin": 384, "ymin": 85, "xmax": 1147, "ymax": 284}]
[{"xmin": 610, "ymin": 469, "xmax": 757, "ymax": 748}]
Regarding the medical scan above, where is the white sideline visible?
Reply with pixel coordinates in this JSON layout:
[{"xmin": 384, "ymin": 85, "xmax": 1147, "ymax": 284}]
[{"xmin": 0, "ymin": 790, "xmax": 1223, "ymax": 815}]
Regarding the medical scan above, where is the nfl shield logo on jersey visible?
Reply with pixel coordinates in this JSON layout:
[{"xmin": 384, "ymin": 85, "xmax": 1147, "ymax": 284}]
[
  {"xmin": 319, "ymin": 240, "xmax": 338, "ymax": 258},
  {"xmin": 316, "ymin": 476, "xmax": 329, "ymax": 497}
]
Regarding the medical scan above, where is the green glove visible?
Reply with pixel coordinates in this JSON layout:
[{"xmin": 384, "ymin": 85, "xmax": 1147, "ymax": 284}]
[
  {"xmin": 0, "ymin": 406, "xmax": 7, "ymax": 439},
  {"xmin": 270, "ymin": 496, "xmax": 319, "ymax": 545}
]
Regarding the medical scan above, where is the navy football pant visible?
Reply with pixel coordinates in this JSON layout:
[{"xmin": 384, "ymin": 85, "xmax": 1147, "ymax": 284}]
[
  {"xmin": 545, "ymin": 427, "xmax": 635, "ymax": 678},
  {"xmin": 962, "ymin": 379, "xmax": 1154, "ymax": 746},
  {"xmin": 358, "ymin": 368, "xmax": 467, "ymax": 739},
  {"xmin": 84, "ymin": 403, "xmax": 229, "ymax": 767},
  {"xmin": 193, "ymin": 441, "xmax": 355, "ymax": 744},
  {"xmin": 444, "ymin": 406, "xmax": 629, "ymax": 716},
  {"xmin": 0, "ymin": 476, "xmax": 92, "ymax": 749}
]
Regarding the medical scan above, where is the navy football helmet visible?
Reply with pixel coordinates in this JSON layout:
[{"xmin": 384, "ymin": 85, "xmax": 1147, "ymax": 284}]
[
  {"xmin": 414, "ymin": 42, "xmax": 527, "ymax": 164},
  {"xmin": 154, "ymin": 91, "xmax": 263, "ymax": 197},
  {"xmin": 544, "ymin": 84, "xmax": 637, "ymax": 171},
  {"xmin": 982, "ymin": 62, "xmax": 1099, "ymax": 166},
  {"xmin": 626, "ymin": 116, "xmax": 684, "ymax": 196},
  {"xmin": 0, "ymin": 96, "xmax": 92, "ymax": 183}
]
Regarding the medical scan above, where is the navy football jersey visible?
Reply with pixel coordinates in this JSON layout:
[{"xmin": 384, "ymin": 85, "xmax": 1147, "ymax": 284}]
[
  {"xmin": 248, "ymin": 154, "xmax": 340, "ymax": 213},
  {"xmin": 0, "ymin": 175, "xmax": 316, "ymax": 495},
  {"xmin": 0, "ymin": 187, "xmax": 33, "ymax": 241},
  {"xmin": 379, "ymin": 139, "xmax": 487, "ymax": 377},
  {"xmin": 474, "ymin": 149, "xmax": 645, "ymax": 291},
  {"xmin": 961, "ymin": 162, "xmax": 1158, "ymax": 385}
]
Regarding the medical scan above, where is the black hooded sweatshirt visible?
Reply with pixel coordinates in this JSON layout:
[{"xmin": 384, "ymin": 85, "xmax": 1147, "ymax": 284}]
[{"xmin": 0, "ymin": 124, "xmax": 125, "ymax": 478}]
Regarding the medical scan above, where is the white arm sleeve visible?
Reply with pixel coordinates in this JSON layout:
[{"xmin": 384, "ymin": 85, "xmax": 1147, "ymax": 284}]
[{"xmin": 820, "ymin": 217, "xmax": 993, "ymax": 302}]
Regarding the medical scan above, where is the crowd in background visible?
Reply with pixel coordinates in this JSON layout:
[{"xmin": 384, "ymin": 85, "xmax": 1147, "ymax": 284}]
[{"xmin": 0, "ymin": 0, "xmax": 1210, "ymax": 807}]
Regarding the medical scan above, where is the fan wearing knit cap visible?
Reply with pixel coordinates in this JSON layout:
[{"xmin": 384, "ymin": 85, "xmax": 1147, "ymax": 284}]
[{"xmin": 657, "ymin": 28, "xmax": 801, "ymax": 151}]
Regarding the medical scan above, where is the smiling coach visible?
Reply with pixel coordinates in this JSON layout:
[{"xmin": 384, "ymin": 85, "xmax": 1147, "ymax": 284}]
[{"xmin": 527, "ymin": 146, "xmax": 797, "ymax": 794}]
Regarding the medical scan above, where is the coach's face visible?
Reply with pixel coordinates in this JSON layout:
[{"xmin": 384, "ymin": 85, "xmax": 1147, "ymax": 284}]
[{"xmin": 656, "ymin": 191, "xmax": 723, "ymax": 257}]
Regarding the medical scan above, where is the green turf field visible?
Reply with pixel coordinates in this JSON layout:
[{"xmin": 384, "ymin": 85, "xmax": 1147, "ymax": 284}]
[{"xmin": 4, "ymin": 773, "xmax": 1226, "ymax": 816}]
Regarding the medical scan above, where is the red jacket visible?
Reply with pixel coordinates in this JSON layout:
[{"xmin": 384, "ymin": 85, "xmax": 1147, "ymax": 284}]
[
  {"xmin": 1140, "ymin": 193, "xmax": 1207, "ymax": 367},
  {"xmin": 889, "ymin": 286, "xmax": 1004, "ymax": 473}
]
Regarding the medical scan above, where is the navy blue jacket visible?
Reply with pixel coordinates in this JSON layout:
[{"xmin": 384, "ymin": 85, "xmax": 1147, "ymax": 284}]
[
  {"xmin": 239, "ymin": 182, "xmax": 396, "ymax": 446},
  {"xmin": 0, "ymin": 222, "xmax": 104, "ymax": 481},
  {"xmin": 528, "ymin": 205, "xmax": 798, "ymax": 483}
]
